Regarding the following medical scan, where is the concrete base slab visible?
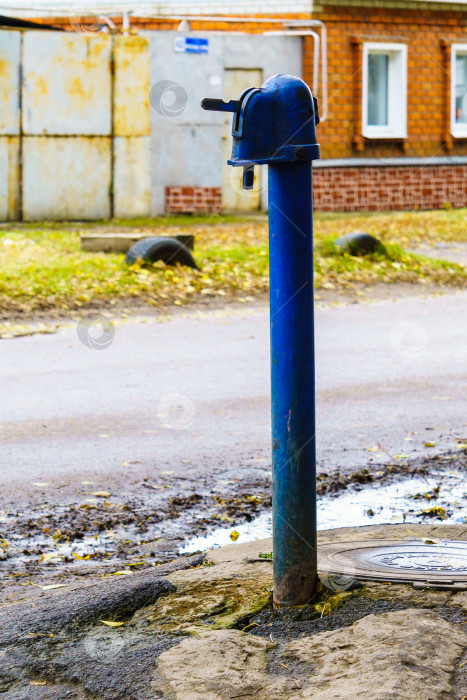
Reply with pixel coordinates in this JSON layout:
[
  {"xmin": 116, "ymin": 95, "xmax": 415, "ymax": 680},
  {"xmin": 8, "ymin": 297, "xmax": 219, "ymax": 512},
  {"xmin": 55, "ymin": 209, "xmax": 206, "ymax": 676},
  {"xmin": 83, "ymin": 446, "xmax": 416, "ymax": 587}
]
[
  {"xmin": 80, "ymin": 233, "xmax": 195, "ymax": 253},
  {"xmin": 1, "ymin": 524, "xmax": 467, "ymax": 699}
]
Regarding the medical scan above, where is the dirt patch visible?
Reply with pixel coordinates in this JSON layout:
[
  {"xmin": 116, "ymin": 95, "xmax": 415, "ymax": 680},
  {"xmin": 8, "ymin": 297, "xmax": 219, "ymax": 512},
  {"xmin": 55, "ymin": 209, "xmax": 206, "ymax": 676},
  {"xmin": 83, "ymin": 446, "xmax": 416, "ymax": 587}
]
[
  {"xmin": 1, "ymin": 452, "xmax": 465, "ymax": 602},
  {"xmin": 0, "ymin": 476, "xmax": 272, "ymax": 596},
  {"xmin": 0, "ymin": 283, "xmax": 458, "ymax": 338},
  {"xmin": 316, "ymin": 449, "xmax": 467, "ymax": 497}
]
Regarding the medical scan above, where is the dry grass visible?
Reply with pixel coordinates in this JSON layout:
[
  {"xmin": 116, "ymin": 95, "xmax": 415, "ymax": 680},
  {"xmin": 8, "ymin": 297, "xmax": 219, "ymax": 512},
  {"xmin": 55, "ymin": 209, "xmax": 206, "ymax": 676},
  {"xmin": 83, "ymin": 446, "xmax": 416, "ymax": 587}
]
[{"xmin": 0, "ymin": 209, "xmax": 466, "ymax": 320}]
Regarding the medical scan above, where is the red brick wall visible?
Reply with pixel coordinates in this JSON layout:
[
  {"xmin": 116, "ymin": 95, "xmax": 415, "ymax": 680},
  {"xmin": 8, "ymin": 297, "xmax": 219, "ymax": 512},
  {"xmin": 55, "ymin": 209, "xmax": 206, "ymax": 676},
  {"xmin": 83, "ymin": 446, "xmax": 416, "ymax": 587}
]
[
  {"xmin": 165, "ymin": 186, "xmax": 222, "ymax": 213},
  {"xmin": 165, "ymin": 167, "xmax": 466, "ymax": 213},
  {"xmin": 313, "ymin": 164, "xmax": 467, "ymax": 211},
  {"xmin": 311, "ymin": 4, "xmax": 467, "ymax": 160}
]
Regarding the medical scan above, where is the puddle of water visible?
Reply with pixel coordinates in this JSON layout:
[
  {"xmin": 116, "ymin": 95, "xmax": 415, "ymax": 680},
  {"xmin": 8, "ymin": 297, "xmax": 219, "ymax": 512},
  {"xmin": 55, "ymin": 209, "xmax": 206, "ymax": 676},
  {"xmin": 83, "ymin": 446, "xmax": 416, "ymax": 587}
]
[
  {"xmin": 7, "ymin": 531, "xmax": 120, "ymax": 568},
  {"xmin": 180, "ymin": 470, "xmax": 467, "ymax": 554}
]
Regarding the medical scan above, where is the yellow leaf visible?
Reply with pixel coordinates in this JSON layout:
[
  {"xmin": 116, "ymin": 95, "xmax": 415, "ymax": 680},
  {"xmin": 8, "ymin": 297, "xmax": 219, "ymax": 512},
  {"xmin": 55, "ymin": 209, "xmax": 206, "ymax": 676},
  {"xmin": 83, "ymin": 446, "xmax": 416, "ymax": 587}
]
[
  {"xmin": 230, "ymin": 530, "xmax": 239, "ymax": 542},
  {"xmin": 424, "ymin": 442, "xmax": 435, "ymax": 448},
  {"xmin": 73, "ymin": 552, "xmax": 91, "ymax": 560},
  {"xmin": 39, "ymin": 553, "xmax": 63, "ymax": 563},
  {"xmin": 365, "ymin": 445, "xmax": 379, "ymax": 452},
  {"xmin": 92, "ymin": 491, "xmax": 111, "ymax": 498},
  {"xmin": 30, "ymin": 681, "xmax": 47, "ymax": 686},
  {"xmin": 99, "ymin": 620, "xmax": 126, "ymax": 627}
]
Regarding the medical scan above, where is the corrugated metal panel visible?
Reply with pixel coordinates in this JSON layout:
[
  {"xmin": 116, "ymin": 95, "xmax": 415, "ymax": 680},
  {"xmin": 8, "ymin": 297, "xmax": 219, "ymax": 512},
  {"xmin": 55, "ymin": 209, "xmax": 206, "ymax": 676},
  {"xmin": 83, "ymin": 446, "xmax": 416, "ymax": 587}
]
[
  {"xmin": 22, "ymin": 32, "xmax": 111, "ymax": 135},
  {"xmin": 22, "ymin": 136, "xmax": 111, "ymax": 220},
  {"xmin": 113, "ymin": 35, "xmax": 150, "ymax": 136},
  {"xmin": 0, "ymin": 30, "xmax": 21, "ymax": 135},
  {"xmin": 0, "ymin": 136, "xmax": 20, "ymax": 219},
  {"xmin": 113, "ymin": 136, "xmax": 151, "ymax": 217}
]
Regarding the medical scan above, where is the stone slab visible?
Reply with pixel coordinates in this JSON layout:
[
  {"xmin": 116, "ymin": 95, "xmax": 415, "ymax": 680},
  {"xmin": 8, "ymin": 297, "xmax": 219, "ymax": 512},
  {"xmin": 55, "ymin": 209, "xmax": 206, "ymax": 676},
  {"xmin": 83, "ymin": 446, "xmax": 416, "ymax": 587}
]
[{"xmin": 80, "ymin": 233, "xmax": 195, "ymax": 253}]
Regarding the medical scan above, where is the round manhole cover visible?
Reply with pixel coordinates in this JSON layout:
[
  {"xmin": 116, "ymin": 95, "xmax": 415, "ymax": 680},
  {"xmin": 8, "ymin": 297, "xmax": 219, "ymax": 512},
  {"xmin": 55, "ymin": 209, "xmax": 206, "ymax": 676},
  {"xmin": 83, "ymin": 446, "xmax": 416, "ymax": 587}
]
[{"xmin": 318, "ymin": 539, "xmax": 467, "ymax": 589}]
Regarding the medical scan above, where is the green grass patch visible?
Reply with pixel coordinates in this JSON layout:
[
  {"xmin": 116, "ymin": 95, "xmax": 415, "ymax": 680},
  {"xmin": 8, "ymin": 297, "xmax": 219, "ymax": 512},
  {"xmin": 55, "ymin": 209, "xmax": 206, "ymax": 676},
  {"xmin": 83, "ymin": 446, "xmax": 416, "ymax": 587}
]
[{"xmin": 0, "ymin": 209, "xmax": 466, "ymax": 318}]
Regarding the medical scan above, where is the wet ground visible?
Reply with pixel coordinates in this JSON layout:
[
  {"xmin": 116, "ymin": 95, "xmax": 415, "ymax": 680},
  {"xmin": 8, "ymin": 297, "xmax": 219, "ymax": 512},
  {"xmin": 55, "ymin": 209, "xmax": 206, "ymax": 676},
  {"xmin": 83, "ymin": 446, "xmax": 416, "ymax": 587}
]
[
  {"xmin": 1, "ymin": 450, "xmax": 466, "ymax": 604},
  {"xmin": 1, "ymin": 289, "xmax": 466, "ymax": 604}
]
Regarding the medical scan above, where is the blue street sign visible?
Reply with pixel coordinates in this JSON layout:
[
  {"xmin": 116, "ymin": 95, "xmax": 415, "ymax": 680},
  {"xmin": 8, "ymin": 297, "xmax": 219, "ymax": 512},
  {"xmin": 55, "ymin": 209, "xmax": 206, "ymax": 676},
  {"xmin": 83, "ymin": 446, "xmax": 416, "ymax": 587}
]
[{"xmin": 174, "ymin": 36, "xmax": 209, "ymax": 54}]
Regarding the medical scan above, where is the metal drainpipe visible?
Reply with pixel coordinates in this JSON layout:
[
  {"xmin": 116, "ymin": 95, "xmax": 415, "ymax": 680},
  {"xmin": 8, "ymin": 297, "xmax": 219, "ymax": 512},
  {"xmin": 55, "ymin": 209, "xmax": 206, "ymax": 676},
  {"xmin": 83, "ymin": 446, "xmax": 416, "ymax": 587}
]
[
  {"xmin": 122, "ymin": 11, "xmax": 130, "ymax": 34},
  {"xmin": 112, "ymin": 13, "xmax": 328, "ymax": 119},
  {"xmin": 263, "ymin": 27, "xmax": 328, "ymax": 122},
  {"xmin": 202, "ymin": 73, "xmax": 320, "ymax": 607},
  {"xmin": 165, "ymin": 16, "xmax": 328, "ymax": 122},
  {"xmin": 12, "ymin": 10, "xmax": 327, "ymax": 116},
  {"xmin": 266, "ymin": 30, "xmax": 320, "ymax": 101}
]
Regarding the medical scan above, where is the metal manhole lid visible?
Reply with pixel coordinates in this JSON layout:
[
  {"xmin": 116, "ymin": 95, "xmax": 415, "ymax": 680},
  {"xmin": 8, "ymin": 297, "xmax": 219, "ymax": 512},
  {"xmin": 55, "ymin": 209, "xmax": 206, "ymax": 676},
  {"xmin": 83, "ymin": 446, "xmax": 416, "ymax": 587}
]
[{"xmin": 318, "ymin": 538, "xmax": 467, "ymax": 590}]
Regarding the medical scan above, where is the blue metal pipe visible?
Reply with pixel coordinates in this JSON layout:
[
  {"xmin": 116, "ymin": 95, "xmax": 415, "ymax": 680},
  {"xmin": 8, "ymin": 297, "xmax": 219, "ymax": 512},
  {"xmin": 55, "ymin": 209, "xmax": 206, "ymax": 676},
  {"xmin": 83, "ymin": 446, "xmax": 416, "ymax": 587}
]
[
  {"xmin": 201, "ymin": 74, "xmax": 320, "ymax": 607},
  {"xmin": 269, "ymin": 161, "xmax": 317, "ymax": 606}
]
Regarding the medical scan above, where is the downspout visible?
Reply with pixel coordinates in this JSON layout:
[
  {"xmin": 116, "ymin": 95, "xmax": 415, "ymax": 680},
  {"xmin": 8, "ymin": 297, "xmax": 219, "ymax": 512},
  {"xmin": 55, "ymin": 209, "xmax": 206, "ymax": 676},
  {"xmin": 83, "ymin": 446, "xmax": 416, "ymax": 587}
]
[
  {"xmin": 163, "ymin": 15, "xmax": 328, "ymax": 122},
  {"xmin": 264, "ymin": 25, "xmax": 328, "ymax": 122}
]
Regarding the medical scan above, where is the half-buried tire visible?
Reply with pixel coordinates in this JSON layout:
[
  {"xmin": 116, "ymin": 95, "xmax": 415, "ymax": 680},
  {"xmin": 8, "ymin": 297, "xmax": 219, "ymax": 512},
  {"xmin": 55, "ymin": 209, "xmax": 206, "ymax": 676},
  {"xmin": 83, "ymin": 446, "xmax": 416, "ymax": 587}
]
[
  {"xmin": 335, "ymin": 231, "xmax": 386, "ymax": 256},
  {"xmin": 125, "ymin": 237, "xmax": 198, "ymax": 269}
]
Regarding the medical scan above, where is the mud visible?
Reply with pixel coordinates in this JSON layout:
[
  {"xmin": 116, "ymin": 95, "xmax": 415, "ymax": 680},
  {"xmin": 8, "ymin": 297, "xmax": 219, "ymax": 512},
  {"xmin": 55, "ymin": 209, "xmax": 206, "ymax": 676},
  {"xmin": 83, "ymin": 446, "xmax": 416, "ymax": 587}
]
[
  {"xmin": 0, "ymin": 473, "xmax": 272, "ymax": 597},
  {"xmin": 0, "ymin": 281, "xmax": 457, "ymax": 337},
  {"xmin": 1, "ymin": 451, "xmax": 465, "ymax": 601}
]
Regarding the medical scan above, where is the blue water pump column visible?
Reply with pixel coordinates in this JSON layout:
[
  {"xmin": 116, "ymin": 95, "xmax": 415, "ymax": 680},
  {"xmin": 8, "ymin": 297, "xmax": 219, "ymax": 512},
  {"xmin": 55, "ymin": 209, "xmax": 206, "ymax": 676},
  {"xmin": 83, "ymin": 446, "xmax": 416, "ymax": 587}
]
[{"xmin": 202, "ymin": 74, "xmax": 320, "ymax": 607}]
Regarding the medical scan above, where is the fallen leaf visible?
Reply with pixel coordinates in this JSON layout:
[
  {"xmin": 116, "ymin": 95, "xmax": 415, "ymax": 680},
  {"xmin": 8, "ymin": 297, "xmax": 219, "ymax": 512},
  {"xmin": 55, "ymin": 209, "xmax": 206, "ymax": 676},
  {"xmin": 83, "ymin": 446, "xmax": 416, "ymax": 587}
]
[
  {"xmin": 92, "ymin": 491, "xmax": 111, "ymax": 498},
  {"xmin": 230, "ymin": 530, "xmax": 239, "ymax": 542},
  {"xmin": 99, "ymin": 620, "xmax": 126, "ymax": 627},
  {"xmin": 30, "ymin": 680, "xmax": 47, "ymax": 686},
  {"xmin": 417, "ymin": 506, "xmax": 447, "ymax": 520},
  {"xmin": 41, "ymin": 584, "xmax": 67, "ymax": 591},
  {"xmin": 424, "ymin": 441, "xmax": 435, "ymax": 448},
  {"xmin": 39, "ymin": 553, "xmax": 64, "ymax": 563},
  {"xmin": 32, "ymin": 482, "xmax": 49, "ymax": 487},
  {"xmin": 73, "ymin": 552, "xmax": 91, "ymax": 560}
]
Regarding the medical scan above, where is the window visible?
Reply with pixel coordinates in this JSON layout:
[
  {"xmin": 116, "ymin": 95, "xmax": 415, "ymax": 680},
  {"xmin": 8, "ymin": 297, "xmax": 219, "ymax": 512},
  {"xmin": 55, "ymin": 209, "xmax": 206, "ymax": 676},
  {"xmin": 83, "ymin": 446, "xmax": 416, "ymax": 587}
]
[
  {"xmin": 362, "ymin": 43, "xmax": 407, "ymax": 139},
  {"xmin": 451, "ymin": 44, "xmax": 467, "ymax": 137}
]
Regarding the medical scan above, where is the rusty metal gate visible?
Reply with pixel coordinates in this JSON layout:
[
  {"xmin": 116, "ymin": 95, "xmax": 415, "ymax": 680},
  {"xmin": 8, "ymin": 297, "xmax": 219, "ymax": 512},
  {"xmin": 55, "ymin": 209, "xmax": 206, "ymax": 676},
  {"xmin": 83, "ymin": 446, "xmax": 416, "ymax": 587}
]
[{"xmin": 0, "ymin": 29, "xmax": 151, "ymax": 221}]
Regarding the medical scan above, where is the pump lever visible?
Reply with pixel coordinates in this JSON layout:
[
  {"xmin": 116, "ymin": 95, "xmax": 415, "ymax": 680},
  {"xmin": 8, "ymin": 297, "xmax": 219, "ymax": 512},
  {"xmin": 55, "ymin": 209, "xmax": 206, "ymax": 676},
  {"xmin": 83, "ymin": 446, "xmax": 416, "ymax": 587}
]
[{"xmin": 201, "ymin": 98, "xmax": 241, "ymax": 113}]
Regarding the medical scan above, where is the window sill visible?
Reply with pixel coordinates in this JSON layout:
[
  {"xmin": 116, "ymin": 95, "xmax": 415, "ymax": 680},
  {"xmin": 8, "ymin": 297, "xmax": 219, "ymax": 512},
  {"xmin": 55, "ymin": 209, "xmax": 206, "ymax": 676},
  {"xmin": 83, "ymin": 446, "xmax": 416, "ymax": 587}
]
[{"xmin": 362, "ymin": 132, "xmax": 407, "ymax": 140}]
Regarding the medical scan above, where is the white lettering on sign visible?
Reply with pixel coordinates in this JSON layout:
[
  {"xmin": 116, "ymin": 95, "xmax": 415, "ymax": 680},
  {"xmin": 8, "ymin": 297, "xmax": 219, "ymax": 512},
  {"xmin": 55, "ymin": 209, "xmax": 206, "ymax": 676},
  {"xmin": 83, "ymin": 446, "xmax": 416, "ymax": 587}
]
[{"xmin": 174, "ymin": 37, "xmax": 209, "ymax": 54}]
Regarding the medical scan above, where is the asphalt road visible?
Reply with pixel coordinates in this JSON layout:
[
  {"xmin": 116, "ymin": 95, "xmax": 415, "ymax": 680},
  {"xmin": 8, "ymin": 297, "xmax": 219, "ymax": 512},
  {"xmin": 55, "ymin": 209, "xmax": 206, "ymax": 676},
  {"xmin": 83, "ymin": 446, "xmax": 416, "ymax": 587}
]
[{"xmin": 1, "ymin": 289, "xmax": 466, "ymax": 502}]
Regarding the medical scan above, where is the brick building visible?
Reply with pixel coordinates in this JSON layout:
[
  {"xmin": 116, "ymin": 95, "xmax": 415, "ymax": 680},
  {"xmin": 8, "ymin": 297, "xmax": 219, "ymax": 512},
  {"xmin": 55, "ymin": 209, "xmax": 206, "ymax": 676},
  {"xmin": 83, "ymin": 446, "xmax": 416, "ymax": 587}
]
[
  {"xmin": 2, "ymin": 0, "xmax": 467, "ymax": 215},
  {"xmin": 135, "ymin": 0, "xmax": 467, "ymax": 212}
]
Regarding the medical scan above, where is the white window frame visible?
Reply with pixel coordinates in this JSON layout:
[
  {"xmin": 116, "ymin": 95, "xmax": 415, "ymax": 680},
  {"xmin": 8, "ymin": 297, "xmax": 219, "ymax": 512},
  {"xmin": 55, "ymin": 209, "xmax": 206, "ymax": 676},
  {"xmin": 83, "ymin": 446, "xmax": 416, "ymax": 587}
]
[
  {"xmin": 451, "ymin": 44, "xmax": 467, "ymax": 138},
  {"xmin": 362, "ymin": 42, "xmax": 407, "ymax": 139}
]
